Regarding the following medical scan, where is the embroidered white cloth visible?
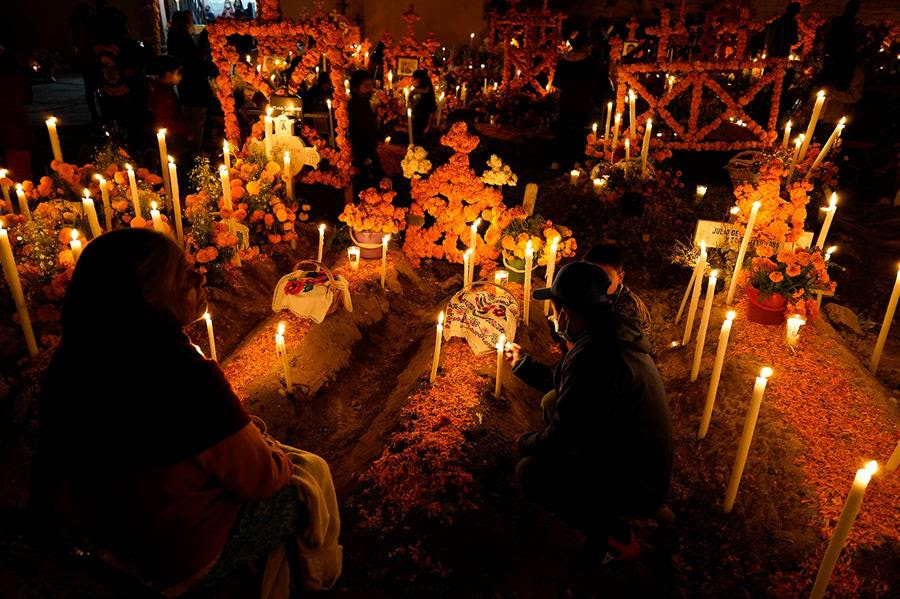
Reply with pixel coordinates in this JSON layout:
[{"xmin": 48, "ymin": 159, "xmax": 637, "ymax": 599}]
[
  {"xmin": 272, "ymin": 270, "xmax": 351, "ymax": 324},
  {"xmin": 444, "ymin": 288, "xmax": 518, "ymax": 355}
]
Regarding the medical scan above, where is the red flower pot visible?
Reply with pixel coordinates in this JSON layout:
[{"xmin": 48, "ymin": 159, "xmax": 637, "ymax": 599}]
[{"xmin": 745, "ymin": 286, "xmax": 787, "ymax": 325}]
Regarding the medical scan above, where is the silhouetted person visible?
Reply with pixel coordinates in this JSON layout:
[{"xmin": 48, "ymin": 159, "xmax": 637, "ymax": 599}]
[
  {"xmin": 303, "ymin": 71, "xmax": 334, "ymax": 113},
  {"xmin": 148, "ymin": 56, "xmax": 191, "ymax": 161},
  {"xmin": 0, "ymin": 37, "xmax": 34, "ymax": 179},
  {"xmin": 821, "ymin": 0, "xmax": 860, "ymax": 90},
  {"xmin": 765, "ymin": 2, "xmax": 801, "ymax": 58},
  {"xmin": 167, "ymin": 11, "xmax": 213, "ymax": 151},
  {"xmin": 410, "ymin": 69, "xmax": 437, "ymax": 144},
  {"xmin": 94, "ymin": 7, "xmax": 147, "ymax": 147},
  {"xmin": 69, "ymin": 3, "xmax": 100, "ymax": 122},
  {"xmin": 348, "ymin": 69, "xmax": 382, "ymax": 188},
  {"xmin": 553, "ymin": 27, "xmax": 594, "ymax": 170}
]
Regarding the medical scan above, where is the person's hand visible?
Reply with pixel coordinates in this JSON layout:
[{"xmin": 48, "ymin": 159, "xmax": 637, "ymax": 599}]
[{"xmin": 503, "ymin": 342, "xmax": 522, "ymax": 367}]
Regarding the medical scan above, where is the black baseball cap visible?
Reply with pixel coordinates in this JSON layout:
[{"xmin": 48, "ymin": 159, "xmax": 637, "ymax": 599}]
[{"xmin": 532, "ymin": 261, "xmax": 611, "ymax": 310}]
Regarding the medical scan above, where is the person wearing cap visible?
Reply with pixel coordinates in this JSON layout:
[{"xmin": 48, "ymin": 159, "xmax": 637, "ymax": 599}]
[
  {"xmin": 505, "ymin": 261, "xmax": 671, "ymax": 562},
  {"xmin": 584, "ymin": 242, "xmax": 653, "ymax": 350}
]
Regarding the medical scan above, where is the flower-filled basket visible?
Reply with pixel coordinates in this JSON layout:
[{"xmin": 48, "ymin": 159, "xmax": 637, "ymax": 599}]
[{"xmin": 272, "ymin": 260, "xmax": 352, "ymax": 324}]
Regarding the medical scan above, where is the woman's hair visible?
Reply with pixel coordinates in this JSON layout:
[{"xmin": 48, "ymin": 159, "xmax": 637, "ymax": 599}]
[
  {"xmin": 169, "ymin": 10, "xmax": 192, "ymax": 34},
  {"xmin": 412, "ymin": 69, "xmax": 433, "ymax": 92},
  {"xmin": 349, "ymin": 69, "xmax": 372, "ymax": 91}
]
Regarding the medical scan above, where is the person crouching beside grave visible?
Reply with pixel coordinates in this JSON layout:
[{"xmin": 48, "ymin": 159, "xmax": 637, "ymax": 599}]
[
  {"xmin": 504, "ymin": 261, "xmax": 672, "ymax": 564},
  {"xmin": 32, "ymin": 229, "xmax": 341, "ymax": 595}
]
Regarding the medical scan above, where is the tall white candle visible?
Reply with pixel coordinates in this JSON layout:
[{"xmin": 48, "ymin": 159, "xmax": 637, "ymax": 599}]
[
  {"xmin": 381, "ymin": 234, "xmax": 390, "ymax": 289},
  {"xmin": 524, "ymin": 240, "xmax": 534, "ymax": 327},
  {"xmin": 275, "ymin": 321, "xmax": 293, "ymax": 392},
  {"xmin": 95, "ymin": 175, "xmax": 113, "ymax": 230},
  {"xmin": 787, "ymin": 134, "xmax": 804, "ymax": 178},
  {"xmin": 45, "ymin": 117, "xmax": 63, "ymax": 162},
  {"xmin": 682, "ymin": 241, "xmax": 707, "ymax": 344},
  {"xmin": 203, "ymin": 311, "xmax": 217, "ymax": 361},
  {"xmin": 469, "ymin": 218, "xmax": 481, "ymax": 254},
  {"xmin": 463, "ymin": 249, "xmax": 472, "ymax": 289},
  {"xmin": 523, "ymin": 183, "xmax": 538, "ymax": 216},
  {"xmin": 870, "ymin": 266, "xmax": 900, "ymax": 373},
  {"xmin": 317, "ymin": 223, "xmax": 326, "ymax": 267},
  {"xmin": 543, "ymin": 236, "xmax": 559, "ymax": 316},
  {"xmin": 126, "ymin": 164, "xmax": 141, "ymax": 219},
  {"xmin": 0, "ymin": 222, "xmax": 38, "ymax": 356},
  {"xmin": 223, "ymin": 140, "xmax": 231, "ymax": 171},
  {"xmin": 436, "ymin": 91, "xmax": 445, "ymax": 128},
  {"xmin": 628, "ymin": 89, "xmax": 637, "ymax": 139},
  {"xmin": 640, "ymin": 118, "xmax": 652, "ymax": 178},
  {"xmin": 611, "ymin": 113, "xmax": 621, "ymax": 159},
  {"xmin": 430, "ymin": 311, "xmax": 444, "ymax": 383},
  {"xmin": 81, "ymin": 190, "xmax": 102, "ymax": 238},
  {"xmin": 698, "ymin": 310, "xmax": 735, "ymax": 439},
  {"xmin": 604, "ymin": 101, "xmax": 612, "ymax": 138},
  {"xmin": 264, "ymin": 106, "xmax": 274, "ymax": 160},
  {"xmin": 815, "ymin": 192, "xmax": 838, "ymax": 249},
  {"xmin": 781, "ymin": 119, "xmax": 791, "ymax": 149},
  {"xmin": 809, "ymin": 460, "xmax": 879, "ymax": 599},
  {"xmin": 407, "ymin": 107, "xmax": 414, "ymax": 147},
  {"xmin": 723, "ymin": 367, "xmax": 772, "ymax": 513},
  {"xmin": 690, "ymin": 270, "xmax": 718, "ymax": 382},
  {"xmin": 15, "ymin": 184, "xmax": 31, "ymax": 220},
  {"xmin": 886, "ymin": 440, "xmax": 900, "ymax": 472},
  {"xmin": 805, "ymin": 117, "xmax": 845, "ymax": 179},
  {"xmin": 727, "ymin": 200, "xmax": 761, "ymax": 304},
  {"xmin": 219, "ymin": 166, "xmax": 233, "ymax": 211},
  {"xmin": 69, "ymin": 229, "xmax": 83, "ymax": 263},
  {"xmin": 675, "ymin": 267, "xmax": 697, "ymax": 325},
  {"xmin": 494, "ymin": 333, "xmax": 506, "ymax": 398},
  {"xmin": 149, "ymin": 201, "xmax": 165, "ymax": 233},
  {"xmin": 798, "ymin": 90, "xmax": 826, "ymax": 160},
  {"xmin": 327, "ymin": 99, "xmax": 336, "ymax": 147},
  {"xmin": 0, "ymin": 169, "xmax": 10, "ymax": 213},
  {"xmin": 593, "ymin": 178, "xmax": 605, "ymax": 195},
  {"xmin": 156, "ymin": 129, "xmax": 171, "ymax": 202},
  {"xmin": 284, "ymin": 151, "xmax": 294, "ymax": 201},
  {"xmin": 168, "ymin": 157, "xmax": 183, "ymax": 247},
  {"xmin": 785, "ymin": 314, "xmax": 805, "ymax": 347},
  {"xmin": 624, "ymin": 138, "xmax": 631, "ymax": 175}
]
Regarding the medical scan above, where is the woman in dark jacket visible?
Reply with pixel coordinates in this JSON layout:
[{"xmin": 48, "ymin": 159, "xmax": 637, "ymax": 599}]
[
  {"xmin": 167, "ymin": 10, "xmax": 213, "ymax": 151},
  {"xmin": 409, "ymin": 69, "xmax": 437, "ymax": 144},
  {"xmin": 33, "ymin": 229, "xmax": 305, "ymax": 594}
]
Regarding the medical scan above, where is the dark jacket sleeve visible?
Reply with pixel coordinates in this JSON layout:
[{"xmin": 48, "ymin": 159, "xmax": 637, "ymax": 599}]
[{"xmin": 511, "ymin": 353, "xmax": 556, "ymax": 393}]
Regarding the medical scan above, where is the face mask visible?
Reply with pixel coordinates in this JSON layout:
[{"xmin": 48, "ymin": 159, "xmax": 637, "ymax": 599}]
[{"xmin": 551, "ymin": 313, "xmax": 574, "ymax": 342}]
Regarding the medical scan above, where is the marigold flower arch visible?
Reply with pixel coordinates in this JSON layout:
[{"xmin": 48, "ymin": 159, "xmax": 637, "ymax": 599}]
[{"xmin": 489, "ymin": 0, "xmax": 564, "ymax": 98}]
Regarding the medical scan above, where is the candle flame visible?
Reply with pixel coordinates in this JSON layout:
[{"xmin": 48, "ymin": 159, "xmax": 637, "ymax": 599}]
[
  {"xmin": 696, "ymin": 185, "xmax": 707, "ymax": 195},
  {"xmin": 46, "ymin": 116, "xmax": 57, "ymax": 125},
  {"xmin": 151, "ymin": 201, "xmax": 158, "ymax": 211},
  {"xmin": 407, "ymin": 108, "xmax": 412, "ymax": 116},
  {"xmin": 125, "ymin": 163, "xmax": 133, "ymax": 171},
  {"xmin": 828, "ymin": 192, "xmax": 837, "ymax": 208},
  {"xmin": 760, "ymin": 367, "xmax": 773, "ymax": 379},
  {"xmin": 726, "ymin": 310, "xmax": 736, "ymax": 321},
  {"xmin": 496, "ymin": 333, "xmax": 506, "ymax": 351},
  {"xmin": 70, "ymin": 229, "xmax": 79, "ymax": 241},
  {"xmin": 382, "ymin": 234, "xmax": 391, "ymax": 244},
  {"xmin": 219, "ymin": 165, "xmax": 227, "ymax": 175},
  {"xmin": 647, "ymin": 118, "xmax": 652, "ymax": 127},
  {"xmin": 785, "ymin": 119, "xmax": 792, "ymax": 128},
  {"xmin": 826, "ymin": 246, "xmax": 837, "ymax": 256},
  {"xmin": 864, "ymin": 460, "xmax": 878, "ymax": 475},
  {"xmin": 266, "ymin": 106, "xmax": 273, "ymax": 117},
  {"xmin": 95, "ymin": 174, "xmax": 105, "ymax": 184},
  {"xmin": 592, "ymin": 122, "xmax": 598, "ymax": 133},
  {"xmin": 319, "ymin": 223, "xmax": 326, "ymax": 233},
  {"xmin": 0, "ymin": 169, "xmax": 6, "ymax": 178},
  {"xmin": 730, "ymin": 206, "xmax": 740, "ymax": 215},
  {"xmin": 471, "ymin": 218, "xmax": 481, "ymax": 232},
  {"xmin": 614, "ymin": 113, "xmax": 621, "ymax": 123},
  {"xmin": 158, "ymin": 128, "xmax": 166, "ymax": 136},
  {"xmin": 16, "ymin": 183, "xmax": 23, "ymax": 191},
  {"xmin": 710, "ymin": 269, "xmax": 719, "ymax": 279},
  {"xmin": 203, "ymin": 311, "xmax": 211, "ymax": 321},
  {"xmin": 284, "ymin": 150, "xmax": 291, "ymax": 162},
  {"xmin": 277, "ymin": 321, "xmax": 286, "ymax": 336},
  {"xmin": 83, "ymin": 188, "xmax": 90, "ymax": 198},
  {"xmin": 699, "ymin": 240, "xmax": 706, "ymax": 252},
  {"xmin": 168, "ymin": 154, "xmax": 175, "ymax": 164},
  {"xmin": 525, "ymin": 239, "xmax": 534, "ymax": 255},
  {"xmin": 817, "ymin": 89, "xmax": 825, "ymax": 98},
  {"xmin": 570, "ymin": 169, "xmax": 579, "ymax": 176},
  {"xmin": 438, "ymin": 311, "xmax": 445, "ymax": 325},
  {"xmin": 839, "ymin": 116, "xmax": 846, "ymax": 125},
  {"xmin": 327, "ymin": 98, "xmax": 332, "ymax": 109}
]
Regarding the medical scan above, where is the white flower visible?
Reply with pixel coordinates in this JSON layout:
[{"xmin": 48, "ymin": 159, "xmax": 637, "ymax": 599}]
[
  {"xmin": 401, "ymin": 145, "xmax": 433, "ymax": 179},
  {"xmin": 481, "ymin": 154, "xmax": 518, "ymax": 186}
]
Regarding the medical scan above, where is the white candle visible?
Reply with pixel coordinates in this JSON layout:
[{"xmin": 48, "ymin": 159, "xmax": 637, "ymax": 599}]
[
  {"xmin": 95, "ymin": 175, "xmax": 113, "ymax": 230},
  {"xmin": 0, "ymin": 221, "xmax": 38, "ymax": 356},
  {"xmin": 275, "ymin": 321, "xmax": 293, "ymax": 392},
  {"xmin": 219, "ymin": 166, "xmax": 233, "ymax": 211},
  {"xmin": 690, "ymin": 270, "xmax": 718, "ymax": 382},
  {"xmin": 787, "ymin": 134, "xmax": 804, "ymax": 178},
  {"xmin": 611, "ymin": 113, "xmax": 621, "ymax": 159},
  {"xmin": 809, "ymin": 460, "xmax": 879, "ymax": 599},
  {"xmin": 524, "ymin": 240, "xmax": 534, "ymax": 327},
  {"xmin": 727, "ymin": 200, "xmax": 761, "ymax": 304},
  {"xmin": 781, "ymin": 119, "xmax": 791, "ymax": 149},
  {"xmin": 494, "ymin": 270, "xmax": 508, "ymax": 286},
  {"xmin": 604, "ymin": 101, "xmax": 612, "ymax": 138},
  {"xmin": 126, "ymin": 164, "xmax": 141, "ymax": 219},
  {"xmin": 494, "ymin": 333, "xmax": 506, "ymax": 398},
  {"xmin": 886, "ymin": 441, "xmax": 900, "ymax": 472},
  {"xmin": 168, "ymin": 157, "xmax": 183, "ymax": 247},
  {"xmin": 46, "ymin": 117, "xmax": 63, "ymax": 162},
  {"xmin": 695, "ymin": 185, "xmax": 707, "ymax": 203},
  {"xmin": 805, "ymin": 117, "xmax": 845, "ymax": 179},
  {"xmin": 149, "ymin": 201, "xmax": 165, "ymax": 233},
  {"xmin": 799, "ymin": 90, "xmax": 826, "ymax": 160},
  {"xmin": 591, "ymin": 122, "xmax": 598, "ymax": 138},
  {"xmin": 624, "ymin": 138, "xmax": 631, "ymax": 178},
  {"xmin": 430, "ymin": 311, "xmax": 444, "ymax": 383},
  {"xmin": 284, "ymin": 151, "xmax": 294, "ymax": 201},
  {"xmin": 381, "ymin": 234, "xmax": 390, "ymax": 289},
  {"xmin": 327, "ymin": 99, "xmax": 336, "ymax": 147},
  {"xmin": 0, "ymin": 170, "xmax": 10, "ymax": 213},
  {"xmin": 387, "ymin": 70, "xmax": 393, "ymax": 89},
  {"xmin": 317, "ymin": 223, "xmax": 326, "ymax": 266},
  {"xmin": 69, "ymin": 229, "xmax": 83, "ymax": 263},
  {"xmin": 407, "ymin": 107, "xmax": 414, "ymax": 147},
  {"xmin": 640, "ymin": 118, "xmax": 652, "ymax": 178},
  {"xmin": 675, "ymin": 266, "xmax": 698, "ymax": 325},
  {"xmin": 264, "ymin": 106, "xmax": 274, "ymax": 160},
  {"xmin": 404, "ymin": 86, "xmax": 410, "ymax": 106},
  {"xmin": 543, "ymin": 236, "xmax": 559, "ymax": 316},
  {"xmin": 815, "ymin": 192, "xmax": 838, "ymax": 249},
  {"xmin": 463, "ymin": 249, "xmax": 472, "ymax": 289},
  {"xmin": 436, "ymin": 91, "xmax": 445, "ymax": 128},
  {"xmin": 569, "ymin": 169, "xmax": 580, "ymax": 185},
  {"xmin": 81, "ymin": 190, "xmax": 102, "ymax": 238},
  {"xmin": 469, "ymin": 218, "xmax": 481, "ymax": 254},
  {"xmin": 723, "ymin": 367, "xmax": 772, "ymax": 513},
  {"xmin": 156, "ymin": 129, "xmax": 171, "ymax": 203},
  {"xmin": 593, "ymin": 178, "xmax": 604, "ymax": 195},
  {"xmin": 222, "ymin": 140, "xmax": 231, "ymax": 171},
  {"xmin": 682, "ymin": 241, "xmax": 707, "ymax": 344},
  {"xmin": 204, "ymin": 311, "xmax": 217, "ymax": 361},
  {"xmin": 870, "ymin": 266, "xmax": 900, "ymax": 373},
  {"xmin": 785, "ymin": 314, "xmax": 805, "ymax": 348},
  {"xmin": 698, "ymin": 310, "xmax": 735, "ymax": 439},
  {"xmin": 347, "ymin": 246, "xmax": 360, "ymax": 270},
  {"xmin": 15, "ymin": 184, "xmax": 31, "ymax": 220},
  {"xmin": 628, "ymin": 89, "xmax": 637, "ymax": 139}
]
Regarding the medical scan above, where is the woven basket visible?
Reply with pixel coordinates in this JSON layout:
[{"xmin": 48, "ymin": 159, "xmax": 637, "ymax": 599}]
[
  {"xmin": 726, "ymin": 150, "xmax": 766, "ymax": 187},
  {"xmin": 271, "ymin": 260, "xmax": 342, "ymax": 318}
]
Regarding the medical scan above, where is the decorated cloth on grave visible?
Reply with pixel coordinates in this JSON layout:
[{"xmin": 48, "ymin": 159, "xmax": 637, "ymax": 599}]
[
  {"xmin": 272, "ymin": 270, "xmax": 350, "ymax": 324},
  {"xmin": 444, "ymin": 288, "xmax": 519, "ymax": 355}
]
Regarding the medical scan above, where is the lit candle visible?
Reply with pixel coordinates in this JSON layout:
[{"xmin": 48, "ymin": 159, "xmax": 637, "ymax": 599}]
[
  {"xmin": 81, "ymin": 189, "xmax": 102, "ymax": 238},
  {"xmin": 69, "ymin": 229, "xmax": 83, "ymax": 263},
  {"xmin": 264, "ymin": 106, "xmax": 274, "ymax": 160},
  {"xmin": 326, "ymin": 98, "xmax": 335, "ymax": 147},
  {"xmin": 726, "ymin": 200, "xmax": 761, "ymax": 304},
  {"xmin": 168, "ymin": 157, "xmax": 183, "ymax": 247},
  {"xmin": 569, "ymin": 169, "xmax": 580, "ymax": 185},
  {"xmin": 317, "ymin": 223, "xmax": 326, "ymax": 267},
  {"xmin": 690, "ymin": 270, "xmax": 718, "ymax": 382},
  {"xmin": 403, "ymin": 86, "xmax": 410, "ymax": 106},
  {"xmin": 640, "ymin": 118, "xmax": 652, "ymax": 178},
  {"xmin": 798, "ymin": 89, "xmax": 826, "ymax": 160},
  {"xmin": 0, "ymin": 220, "xmax": 38, "ymax": 356},
  {"xmin": 817, "ymin": 246, "xmax": 837, "ymax": 307},
  {"xmin": 430, "ymin": 311, "xmax": 444, "ymax": 383},
  {"xmin": 284, "ymin": 151, "xmax": 294, "ymax": 201},
  {"xmin": 463, "ymin": 249, "xmax": 472, "ymax": 289},
  {"xmin": 543, "ymin": 236, "xmax": 559, "ymax": 316},
  {"xmin": 219, "ymin": 166, "xmax": 233, "ymax": 211},
  {"xmin": 222, "ymin": 139, "xmax": 231, "ymax": 170},
  {"xmin": 156, "ymin": 129, "xmax": 171, "ymax": 201},
  {"xmin": 381, "ymin": 234, "xmax": 390, "ymax": 288},
  {"xmin": 275, "ymin": 321, "xmax": 293, "ymax": 392},
  {"xmin": 809, "ymin": 460, "xmax": 879, "ymax": 599},
  {"xmin": 387, "ymin": 69, "xmax": 393, "ymax": 89},
  {"xmin": 407, "ymin": 107, "xmax": 414, "ymax": 147},
  {"xmin": 436, "ymin": 91, "xmax": 445, "ymax": 128},
  {"xmin": 469, "ymin": 218, "xmax": 481, "ymax": 254},
  {"xmin": 15, "ymin": 184, "xmax": 31, "ymax": 220},
  {"xmin": 604, "ymin": 101, "xmax": 612, "ymax": 138},
  {"xmin": 698, "ymin": 310, "xmax": 735, "ymax": 439},
  {"xmin": 460, "ymin": 83, "xmax": 467, "ymax": 104},
  {"xmin": 0, "ymin": 169, "xmax": 9, "ymax": 212},
  {"xmin": 45, "ymin": 117, "xmax": 63, "ymax": 162},
  {"xmin": 628, "ymin": 89, "xmax": 637, "ymax": 139},
  {"xmin": 593, "ymin": 178, "xmax": 604, "ymax": 195},
  {"xmin": 149, "ymin": 201, "xmax": 165, "ymax": 233},
  {"xmin": 695, "ymin": 185, "xmax": 707, "ymax": 203},
  {"xmin": 785, "ymin": 314, "xmax": 805, "ymax": 347},
  {"xmin": 815, "ymin": 192, "xmax": 838, "ymax": 249},
  {"xmin": 870, "ymin": 265, "xmax": 900, "ymax": 373},
  {"xmin": 682, "ymin": 241, "xmax": 707, "ymax": 344},
  {"xmin": 787, "ymin": 134, "xmax": 804, "ymax": 178},
  {"xmin": 806, "ymin": 116, "xmax": 845, "ymax": 179},
  {"xmin": 886, "ymin": 441, "xmax": 900, "ymax": 472},
  {"xmin": 494, "ymin": 333, "xmax": 506, "ymax": 398},
  {"xmin": 494, "ymin": 270, "xmax": 508, "ymax": 286},
  {"xmin": 524, "ymin": 239, "xmax": 534, "ymax": 327},
  {"xmin": 611, "ymin": 113, "xmax": 621, "ymax": 159},
  {"xmin": 203, "ymin": 311, "xmax": 217, "ymax": 361},
  {"xmin": 95, "ymin": 175, "xmax": 113, "ymax": 230},
  {"xmin": 781, "ymin": 119, "xmax": 791, "ymax": 149},
  {"xmin": 126, "ymin": 164, "xmax": 141, "ymax": 219},
  {"xmin": 723, "ymin": 367, "xmax": 772, "ymax": 513},
  {"xmin": 347, "ymin": 246, "xmax": 360, "ymax": 270},
  {"xmin": 624, "ymin": 137, "xmax": 631, "ymax": 172}
]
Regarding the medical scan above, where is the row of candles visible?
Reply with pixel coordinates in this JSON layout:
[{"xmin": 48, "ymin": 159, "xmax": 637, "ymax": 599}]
[
  {"xmin": 588, "ymin": 90, "xmax": 654, "ymax": 179},
  {"xmin": 779, "ymin": 90, "xmax": 847, "ymax": 180}
]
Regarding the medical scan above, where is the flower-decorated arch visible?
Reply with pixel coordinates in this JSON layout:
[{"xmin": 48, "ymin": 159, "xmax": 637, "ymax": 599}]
[
  {"xmin": 489, "ymin": 0, "xmax": 564, "ymax": 98},
  {"xmin": 381, "ymin": 4, "xmax": 442, "ymax": 89}
]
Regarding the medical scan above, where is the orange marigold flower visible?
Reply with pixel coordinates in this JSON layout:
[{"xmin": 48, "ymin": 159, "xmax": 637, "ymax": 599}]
[{"xmin": 769, "ymin": 271, "xmax": 784, "ymax": 283}]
